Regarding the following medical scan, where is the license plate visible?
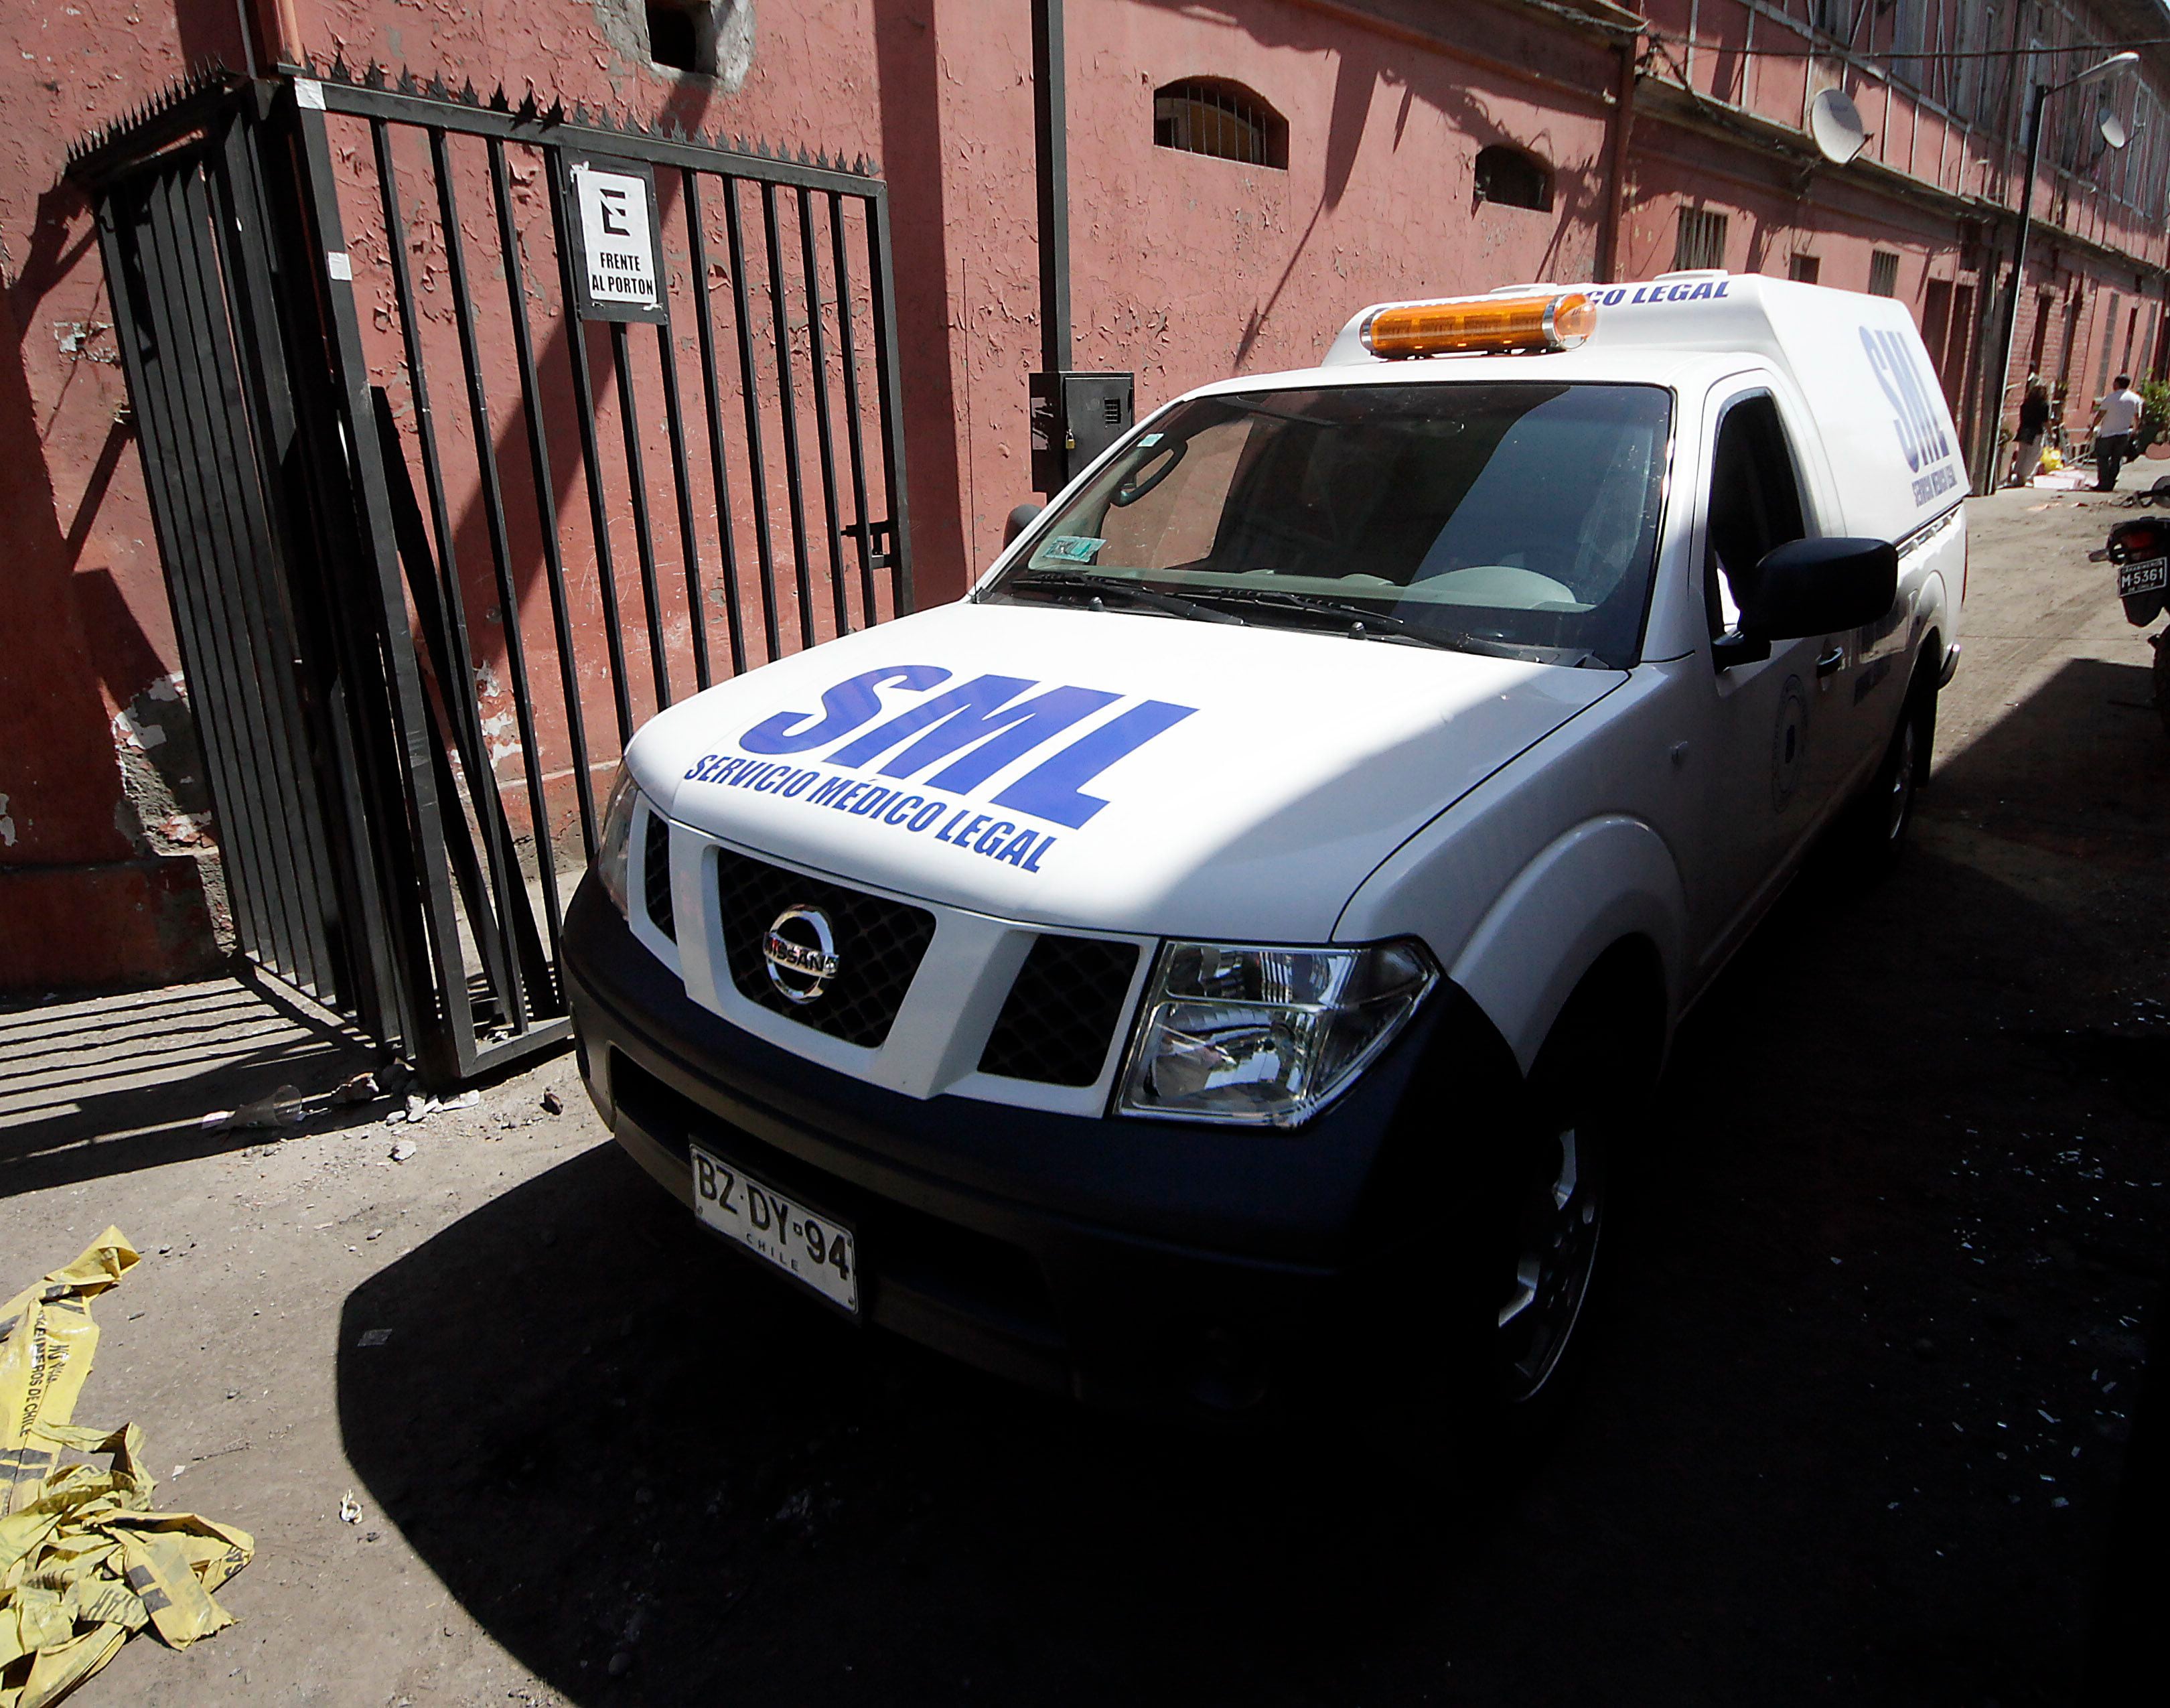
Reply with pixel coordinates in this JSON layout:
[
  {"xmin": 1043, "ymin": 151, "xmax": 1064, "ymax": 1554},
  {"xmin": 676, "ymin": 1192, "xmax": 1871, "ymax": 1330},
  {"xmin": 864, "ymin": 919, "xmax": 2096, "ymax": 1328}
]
[
  {"xmin": 2118, "ymin": 556, "xmax": 2167, "ymax": 596},
  {"xmin": 690, "ymin": 1144, "xmax": 859, "ymax": 1313}
]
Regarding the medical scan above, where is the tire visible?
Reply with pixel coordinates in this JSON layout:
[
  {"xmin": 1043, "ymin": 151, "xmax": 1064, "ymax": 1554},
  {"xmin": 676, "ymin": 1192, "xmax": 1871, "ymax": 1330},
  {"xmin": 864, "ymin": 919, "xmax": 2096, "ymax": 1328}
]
[
  {"xmin": 1845, "ymin": 664, "xmax": 1936, "ymax": 875},
  {"xmin": 1490, "ymin": 1038, "xmax": 1611, "ymax": 1412},
  {"xmin": 1370, "ymin": 964, "xmax": 1650, "ymax": 1480}
]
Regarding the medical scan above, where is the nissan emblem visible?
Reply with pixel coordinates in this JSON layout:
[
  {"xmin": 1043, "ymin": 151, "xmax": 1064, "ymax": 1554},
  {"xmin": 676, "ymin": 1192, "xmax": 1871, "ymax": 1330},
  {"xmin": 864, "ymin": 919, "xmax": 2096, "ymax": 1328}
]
[{"xmin": 762, "ymin": 905, "xmax": 840, "ymax": 1004}]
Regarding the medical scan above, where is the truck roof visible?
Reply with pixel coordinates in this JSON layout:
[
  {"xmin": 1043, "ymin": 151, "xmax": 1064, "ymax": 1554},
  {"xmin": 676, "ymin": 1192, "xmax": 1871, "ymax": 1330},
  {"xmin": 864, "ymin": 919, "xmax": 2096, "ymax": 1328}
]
[{"xmin": 1189, "ymin": 275, "xmax": 1968, "ymax": 546}]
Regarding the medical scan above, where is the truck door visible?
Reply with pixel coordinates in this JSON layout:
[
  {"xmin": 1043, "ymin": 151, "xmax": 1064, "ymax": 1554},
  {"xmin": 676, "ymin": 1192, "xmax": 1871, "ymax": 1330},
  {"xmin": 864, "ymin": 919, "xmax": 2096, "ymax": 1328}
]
[{"xmin": 1690, "ymin": 386, "xmax": 1830, "ymax": 967}]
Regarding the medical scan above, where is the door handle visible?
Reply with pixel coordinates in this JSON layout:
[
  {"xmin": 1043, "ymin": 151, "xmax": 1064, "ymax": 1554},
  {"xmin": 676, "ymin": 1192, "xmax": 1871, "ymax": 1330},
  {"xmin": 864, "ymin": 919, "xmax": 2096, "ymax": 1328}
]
[{"xmin": 1815, "ymin": 646, "xmax": 1846, "ymax": 679}]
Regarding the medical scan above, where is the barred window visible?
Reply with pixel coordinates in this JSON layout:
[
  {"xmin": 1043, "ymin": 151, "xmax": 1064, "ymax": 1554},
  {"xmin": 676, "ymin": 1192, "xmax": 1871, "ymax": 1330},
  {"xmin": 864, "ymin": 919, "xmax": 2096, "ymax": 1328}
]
[
  {"xmin": 1789, "ymin": 253, "xmax": 1821, "ymax": 284},
  {"xmin": 1153, "ymin": 79, "xmax": 1288, "ymax": 169},
  {"xmin": 1674, "ymin": 207, "xmax": 1729, "ymax": 271},
  {"xmin": 1474, "ymin": 145, "xmax": 1552, "ymax": 212},
  {"xmin": 1869, "ymin": 251, "xmax": 1901, "ymax": 297}
]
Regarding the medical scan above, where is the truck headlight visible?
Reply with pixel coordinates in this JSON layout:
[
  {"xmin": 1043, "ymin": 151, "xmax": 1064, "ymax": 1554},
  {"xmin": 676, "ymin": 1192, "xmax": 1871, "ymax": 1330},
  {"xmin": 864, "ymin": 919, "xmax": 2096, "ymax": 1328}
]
[
  {"xmin": 595, "ymin": 765, "xmax": 642, "ymax": 918},
  {"xmin": 1116, "ymin": 940, "xmax": 1438, "ymax": 1127}
]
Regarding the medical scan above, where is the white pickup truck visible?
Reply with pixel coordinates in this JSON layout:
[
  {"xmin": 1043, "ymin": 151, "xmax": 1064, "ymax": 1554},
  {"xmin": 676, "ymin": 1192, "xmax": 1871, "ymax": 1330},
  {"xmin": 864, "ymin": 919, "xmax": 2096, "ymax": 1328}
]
[{"xmin": 567, "ymin": 273, "xmax": 1964, "ymax": 1436}]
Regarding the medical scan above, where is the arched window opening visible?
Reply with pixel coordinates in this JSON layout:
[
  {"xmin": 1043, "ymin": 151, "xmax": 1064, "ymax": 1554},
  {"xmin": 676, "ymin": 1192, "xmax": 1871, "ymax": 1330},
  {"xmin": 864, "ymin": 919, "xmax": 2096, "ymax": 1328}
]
[
  {"xmin": 1153, "ymin": 79, "xmax": 1288, "ymax": 169},
  {"xmin": 1474, "ymin": 145, "xmax": 1553, "ymax": 212}
]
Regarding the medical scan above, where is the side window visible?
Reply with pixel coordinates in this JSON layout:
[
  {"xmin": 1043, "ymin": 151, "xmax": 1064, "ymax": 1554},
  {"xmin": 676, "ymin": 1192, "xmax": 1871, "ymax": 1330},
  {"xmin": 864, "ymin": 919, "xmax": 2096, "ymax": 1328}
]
[{"xmin": 1705, "ymin": 394, "xmax": 1806, "ymax": 638}]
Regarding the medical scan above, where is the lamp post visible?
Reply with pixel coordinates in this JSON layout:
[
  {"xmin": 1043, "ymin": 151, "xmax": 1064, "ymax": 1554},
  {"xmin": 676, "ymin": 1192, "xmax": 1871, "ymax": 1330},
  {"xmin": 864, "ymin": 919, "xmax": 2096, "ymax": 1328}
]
[{"xmin": 1983, "ymin": 51, "xmax": 2139, "ymax": 488}]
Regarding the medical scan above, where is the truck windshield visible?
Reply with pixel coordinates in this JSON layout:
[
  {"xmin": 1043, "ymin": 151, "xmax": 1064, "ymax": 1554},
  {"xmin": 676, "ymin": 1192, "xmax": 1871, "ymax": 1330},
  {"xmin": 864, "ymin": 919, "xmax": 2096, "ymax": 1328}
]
[{"xmin": 989, "ymin": 381, "xmax": 1672, "ymax": 667}]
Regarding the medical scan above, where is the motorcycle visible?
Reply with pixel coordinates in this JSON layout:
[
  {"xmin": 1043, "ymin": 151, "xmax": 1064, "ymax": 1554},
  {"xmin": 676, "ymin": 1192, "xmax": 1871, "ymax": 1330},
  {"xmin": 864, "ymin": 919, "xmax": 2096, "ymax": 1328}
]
[{"xmin": 2092, "ymin": 516, "xmax": 2170, "ymax": 737}]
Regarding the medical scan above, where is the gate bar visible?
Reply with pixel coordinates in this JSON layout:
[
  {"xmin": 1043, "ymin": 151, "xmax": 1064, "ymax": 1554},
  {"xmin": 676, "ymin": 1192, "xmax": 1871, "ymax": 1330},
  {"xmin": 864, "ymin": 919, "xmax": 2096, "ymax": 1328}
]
[
  {"xmin": 141, "ymin": 168, "xmax": 323, "ymax": 992},
  {"xmin": 682, "ymin": 171, "xmax": 751, "ymax": 680},
  {"xmin": 291, "ymin": 81, "xmax": 480, "ymax": 1082},
  {"xmin": 305, "ymin": 72, "xmax": 884, "ymax": 198},
  {"xmin": 490, "ymin": 134, "xmax": 600, "ymax": 855},
  {"xmin": 431, "ymin": 127, "xmax": 570, "ymax": 975},
  {"xmin": 721, "ymin": 180, "xmax": 784, "ymax": 663},
  {"xmin": 607, "ymin": 320, "xmax": 674, "ymax": 713},
  {"xmin": 796, "ymin": 185, "xmax": 851, "ymax": 638},
  {"xmin": 211, "ymin": 103, "xmax": 364, "ymax": 1017},
  {"xmin": 372, "ymin": 117, "xmax": 531, "ymax": 1031},
  {"xmin": 169, "ymin": 163, "xmax": 336, "ymax": 996},
  {"xmin": 232, "ymin": 100, "xmax": 411, "ymax": 1041},
  {"xmin": 827, "ymin": 189, "xmax": 880, "ymax": 628},
  {"xmin": 652, "ymin": 311, "xmax": 712, "ymax": 691},
  {"xmin": 760, "ymin": 182, "xmax": 817, "ymax": 652},
  {"xmin": 96, "ymin": 182, "xmax": 284, "ymax": 986},
  {"xmin": 543, "ymin": 148, "xmax": 639, "ymax": 748},
  {"xmin": 867, "ymin": 192, "xmax": 916, "ymax": 613}
]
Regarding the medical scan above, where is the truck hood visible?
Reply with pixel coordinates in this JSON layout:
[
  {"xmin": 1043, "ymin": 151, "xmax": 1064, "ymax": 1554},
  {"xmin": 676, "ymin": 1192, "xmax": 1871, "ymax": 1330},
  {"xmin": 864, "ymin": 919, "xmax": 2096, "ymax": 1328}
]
[{"xmin": 630, "ymin": 601, "xmax": 1620, "ymax": 941}]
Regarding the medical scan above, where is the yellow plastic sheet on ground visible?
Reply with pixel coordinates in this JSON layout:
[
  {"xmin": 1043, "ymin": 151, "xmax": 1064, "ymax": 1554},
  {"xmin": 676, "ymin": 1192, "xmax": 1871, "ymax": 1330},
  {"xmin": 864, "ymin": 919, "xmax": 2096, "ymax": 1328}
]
[{"xmin": 0, "ymin": 1230, "xmax": 254, "ymax": 1708}]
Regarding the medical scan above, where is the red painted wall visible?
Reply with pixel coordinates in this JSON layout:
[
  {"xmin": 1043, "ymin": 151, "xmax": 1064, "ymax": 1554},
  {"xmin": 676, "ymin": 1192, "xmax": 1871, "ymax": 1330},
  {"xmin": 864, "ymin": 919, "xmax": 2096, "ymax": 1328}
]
[{"xmin": 4, "ymin": 0, "xmax": 2167, "ymax": 992}]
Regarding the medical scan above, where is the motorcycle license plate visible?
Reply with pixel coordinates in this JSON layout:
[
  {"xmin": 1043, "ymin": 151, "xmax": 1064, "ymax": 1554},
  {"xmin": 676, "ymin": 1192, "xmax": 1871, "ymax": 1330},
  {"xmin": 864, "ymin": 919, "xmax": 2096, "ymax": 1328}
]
[{"xmin": 2118, "ymin": 556, "xmax": 2167, "ymax": 596}]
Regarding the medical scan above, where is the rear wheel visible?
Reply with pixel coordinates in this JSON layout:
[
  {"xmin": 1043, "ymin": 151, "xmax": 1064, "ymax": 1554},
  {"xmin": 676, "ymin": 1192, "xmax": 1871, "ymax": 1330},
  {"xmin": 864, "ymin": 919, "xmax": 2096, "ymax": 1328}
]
[{"xmin": 2153, "ymin": 632, "xmax": 2170, "ymax": 741}]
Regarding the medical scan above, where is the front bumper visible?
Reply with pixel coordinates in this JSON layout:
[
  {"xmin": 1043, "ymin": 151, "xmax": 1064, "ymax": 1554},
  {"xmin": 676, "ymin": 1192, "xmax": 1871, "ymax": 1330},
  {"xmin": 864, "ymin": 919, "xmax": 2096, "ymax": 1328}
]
[{"xmin": 563, "ymin": 877, "xmax": 1511, "ymax": 1417}]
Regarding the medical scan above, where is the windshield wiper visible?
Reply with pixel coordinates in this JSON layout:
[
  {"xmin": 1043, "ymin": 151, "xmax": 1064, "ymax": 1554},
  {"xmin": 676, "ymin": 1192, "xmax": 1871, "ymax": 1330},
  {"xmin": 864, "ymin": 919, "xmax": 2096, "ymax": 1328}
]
[
  {"xmin": 1186, "ymin": 587, "xmax": 1591, "ymax": 664},
  {"xmin": 999, "ymin": 569, "xmax": 1246, "ymax": 625},
  {"xmin": 1179, "ymin": 586, "xmax": 1451, "ymax": 646}
]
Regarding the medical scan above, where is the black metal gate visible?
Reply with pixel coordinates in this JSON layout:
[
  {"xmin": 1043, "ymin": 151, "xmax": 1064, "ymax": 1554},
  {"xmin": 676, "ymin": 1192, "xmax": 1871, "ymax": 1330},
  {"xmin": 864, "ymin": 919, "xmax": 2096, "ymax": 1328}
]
[{"xmin": 70, "ymin": 60, "xmax": 914, "ymax": 1086}]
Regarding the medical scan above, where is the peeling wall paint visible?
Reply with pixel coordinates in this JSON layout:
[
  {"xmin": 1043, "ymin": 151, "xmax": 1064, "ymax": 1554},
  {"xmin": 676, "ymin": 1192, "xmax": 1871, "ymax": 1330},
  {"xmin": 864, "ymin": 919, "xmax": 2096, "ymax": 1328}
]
[
  {"xmin": 9, "ymin": 0, "xmax": 2169, "ymax": 993},
  {"xmin": 108, "ymin": 672, "xmax": 214, "ymax": 860}
]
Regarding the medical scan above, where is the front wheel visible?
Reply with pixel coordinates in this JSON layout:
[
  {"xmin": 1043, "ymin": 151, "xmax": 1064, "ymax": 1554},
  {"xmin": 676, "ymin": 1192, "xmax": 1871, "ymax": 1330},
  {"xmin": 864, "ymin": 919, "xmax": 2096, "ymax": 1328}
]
[
  {"xmin": 1371, "ymin": 978, "xmax": 1646, "ymax": 1482},
  {"xmin": 1844, "ymin": 665, "xmax": 1936, "ymax": 875},
  {"xmin": 1494, "ymin": 1074, "xmax": 1608, "ymax": 1406}
]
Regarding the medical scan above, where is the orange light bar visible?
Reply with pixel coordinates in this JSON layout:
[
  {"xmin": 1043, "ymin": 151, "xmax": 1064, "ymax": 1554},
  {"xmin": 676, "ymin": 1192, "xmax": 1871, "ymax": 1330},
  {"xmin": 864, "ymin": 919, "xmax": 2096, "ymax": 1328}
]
[{"xmin": 1360, "ymin": 291, "xmax": 1596, "ymax": 358}]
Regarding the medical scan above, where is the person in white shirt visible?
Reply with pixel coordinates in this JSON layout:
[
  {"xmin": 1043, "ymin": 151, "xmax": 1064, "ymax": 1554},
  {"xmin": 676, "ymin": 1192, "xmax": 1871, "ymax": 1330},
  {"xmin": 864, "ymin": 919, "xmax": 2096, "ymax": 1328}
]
[{"xmin": 2092, "ymin": 374, "xmax": 2144, "ymax": 491}]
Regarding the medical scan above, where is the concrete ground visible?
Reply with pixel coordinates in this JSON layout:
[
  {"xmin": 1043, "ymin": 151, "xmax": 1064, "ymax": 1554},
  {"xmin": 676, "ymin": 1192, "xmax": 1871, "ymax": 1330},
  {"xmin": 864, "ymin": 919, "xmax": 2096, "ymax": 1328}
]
[{"xmin": 3, "ymin": 483, "xmax": 2167, "ymax": 1707}]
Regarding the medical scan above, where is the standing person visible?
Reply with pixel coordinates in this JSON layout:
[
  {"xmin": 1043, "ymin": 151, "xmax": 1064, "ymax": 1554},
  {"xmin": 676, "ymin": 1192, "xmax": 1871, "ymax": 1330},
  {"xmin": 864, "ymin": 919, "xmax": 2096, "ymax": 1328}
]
[
  {"xmin": 2008, "ymin": 375, "xmax": 2052, "ymax": 487},
  {"xmin": 2092, "ymin": 373, "xmax": 2145, "ymax": 492}
]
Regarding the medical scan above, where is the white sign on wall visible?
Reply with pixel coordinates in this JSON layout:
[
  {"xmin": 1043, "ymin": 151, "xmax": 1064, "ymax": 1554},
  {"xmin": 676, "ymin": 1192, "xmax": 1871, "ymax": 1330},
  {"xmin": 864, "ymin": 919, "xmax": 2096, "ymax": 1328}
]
[{"xmin": 564, "ymin": 157, "xmax": 668, "ymax": 324}]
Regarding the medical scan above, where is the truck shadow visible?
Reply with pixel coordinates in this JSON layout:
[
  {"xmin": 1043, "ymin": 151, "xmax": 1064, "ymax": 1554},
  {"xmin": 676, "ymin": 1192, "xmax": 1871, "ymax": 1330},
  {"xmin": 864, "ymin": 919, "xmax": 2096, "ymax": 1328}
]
[
  {"xmin": 334, "ymin": 660, "xmax": 2170, "ymax": 1707},
  {"xmin": 335, "ymin": 1137, "xmax": 1476, "ymax": 1704}
]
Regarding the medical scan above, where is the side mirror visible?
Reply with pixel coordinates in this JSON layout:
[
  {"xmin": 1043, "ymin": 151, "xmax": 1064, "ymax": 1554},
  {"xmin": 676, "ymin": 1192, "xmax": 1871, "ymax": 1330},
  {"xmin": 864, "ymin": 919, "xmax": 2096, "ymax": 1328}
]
[
  {"xmin": 1739, "ymin": 537, "xmax": 1897, "ymax": 641},
  {"xmin": 1003, "ymin": 502, "xmax": 1043, "ymax": 548}
]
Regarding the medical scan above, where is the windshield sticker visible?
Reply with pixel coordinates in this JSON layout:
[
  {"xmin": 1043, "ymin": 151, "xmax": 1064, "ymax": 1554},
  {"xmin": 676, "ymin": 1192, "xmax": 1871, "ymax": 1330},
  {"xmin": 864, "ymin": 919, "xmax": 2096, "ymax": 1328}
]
[
  {"xmin": 1039, "ymin": 535, "xmax": 1105, "ymax": 564},
  {"xmin": 682, "ymin": 667, "xmax": 1198, "ymax": 874}
]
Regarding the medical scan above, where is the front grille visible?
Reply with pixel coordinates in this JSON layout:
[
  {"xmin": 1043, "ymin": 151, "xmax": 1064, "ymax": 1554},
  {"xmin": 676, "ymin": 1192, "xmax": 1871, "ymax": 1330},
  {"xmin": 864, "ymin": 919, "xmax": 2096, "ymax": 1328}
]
[
  {"xmin": 979, "ymin": 933, "xmax": 1140, "ymax": 1086},
  {"xmin": 715, "ymin": 849, "xmax": 935, "ymax": 1048},
  {"xmin": 644, "ymin": 810, "xmax": 676, "ymax": 941}
]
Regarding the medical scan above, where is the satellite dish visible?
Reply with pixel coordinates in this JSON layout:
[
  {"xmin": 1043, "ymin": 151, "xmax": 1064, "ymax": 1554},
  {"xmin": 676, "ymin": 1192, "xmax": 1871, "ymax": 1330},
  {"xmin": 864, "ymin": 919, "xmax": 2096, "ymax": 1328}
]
[
  {"xmin": 2100, "ymin": 109, "xmax": 2130, "ymax": 150},
  {"xmin": 1809, "ymin": 87, "xmax": 1868, "ymax": 165}
]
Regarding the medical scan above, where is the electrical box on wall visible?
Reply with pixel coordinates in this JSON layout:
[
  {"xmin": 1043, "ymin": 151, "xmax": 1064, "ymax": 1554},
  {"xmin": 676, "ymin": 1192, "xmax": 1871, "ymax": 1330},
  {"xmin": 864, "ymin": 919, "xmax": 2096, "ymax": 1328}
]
[{"xmin": 1029, "ymin": 370, "xmax": 1135, "ymax": 494}]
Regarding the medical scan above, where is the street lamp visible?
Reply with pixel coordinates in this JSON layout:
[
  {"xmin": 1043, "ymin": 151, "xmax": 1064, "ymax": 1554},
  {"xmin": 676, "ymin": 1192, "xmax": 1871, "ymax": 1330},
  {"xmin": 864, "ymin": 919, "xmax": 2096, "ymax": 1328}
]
[{"xmin": 1984, "ymin": 51, "xmax": 2139, "ymax": 487}]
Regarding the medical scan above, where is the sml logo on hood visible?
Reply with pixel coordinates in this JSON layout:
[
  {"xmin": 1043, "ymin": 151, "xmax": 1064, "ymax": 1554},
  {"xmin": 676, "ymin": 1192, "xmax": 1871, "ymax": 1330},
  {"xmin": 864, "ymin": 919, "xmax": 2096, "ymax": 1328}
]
[{"xmin": 682, "ymin": 666, "xmax": 1196, "ymax": 875}]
